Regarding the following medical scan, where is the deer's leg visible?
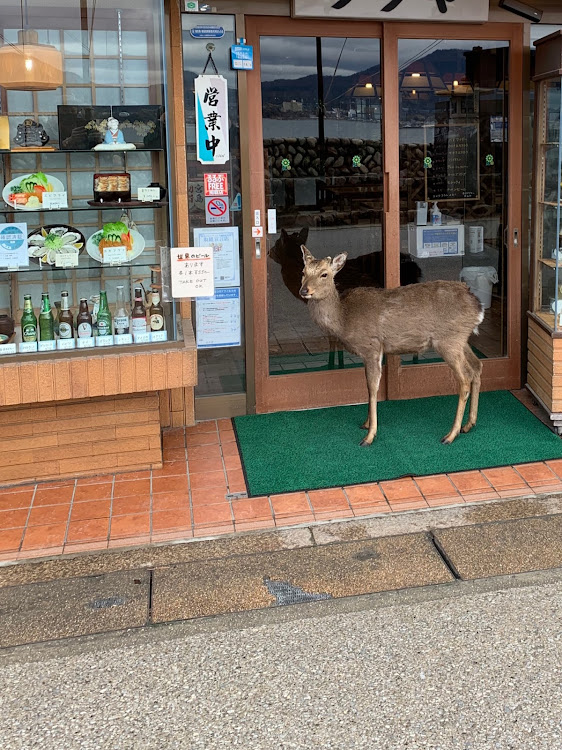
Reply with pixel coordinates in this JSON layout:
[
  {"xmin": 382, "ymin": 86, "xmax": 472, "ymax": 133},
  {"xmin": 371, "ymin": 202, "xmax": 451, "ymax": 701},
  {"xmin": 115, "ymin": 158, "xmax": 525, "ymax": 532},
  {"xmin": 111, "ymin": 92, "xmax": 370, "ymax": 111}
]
[
  {"xmin": 461, "ymin": 345, "xmax": 482, "ymax": 434},
  {"xmin": 360, "ymin": 350, "xmax": 383, "ymax": 446},
  {"xmin": 440, "ymin": 349, "xmax": 471, "ymax": 445}
]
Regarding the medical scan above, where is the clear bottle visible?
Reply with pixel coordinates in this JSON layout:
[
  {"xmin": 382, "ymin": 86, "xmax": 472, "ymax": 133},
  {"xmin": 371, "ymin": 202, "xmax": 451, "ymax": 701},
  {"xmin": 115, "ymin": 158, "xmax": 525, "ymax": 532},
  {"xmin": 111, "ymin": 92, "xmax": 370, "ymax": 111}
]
[
  {"xmin": 58, "ymin": 291, "xmax": 74, "ymax": 339},
  {"xmin": 96, "ymin": 290, "xmax": 112, "ymax": 337},
  {"xmin": 39, "ymin": 293, "xmax": 54, "ymax": 341},
  {"xmin": 114, "ymin": 285, "xmax": 130, "ymax": 335},
  {"xmin": 76, "ymin": 298, "xmax": 93, "ymax": 338},
  {"xmin": 149, "ymin": 290, "xmax": 164, "ymax": 331},
  {"xmin": 131, "ymin": 286, "xmax": 147, "ymax": 334},
  {"xmin": 21, "ymin": 295, "xmax": 37, "ymax": 342}
]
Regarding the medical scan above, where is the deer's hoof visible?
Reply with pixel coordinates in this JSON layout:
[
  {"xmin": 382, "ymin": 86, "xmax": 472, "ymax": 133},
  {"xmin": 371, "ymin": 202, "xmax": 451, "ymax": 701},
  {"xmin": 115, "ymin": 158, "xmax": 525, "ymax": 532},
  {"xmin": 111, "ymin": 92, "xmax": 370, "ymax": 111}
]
[
  {"xmin": 440, "ymin": 435, "xmax": 452, "ymax": 445},
  {"xmin": 461, "ymin": 422, "xmax": 475, "ymax": 434},
  {"xmin": 361, "ymin": 423, "xmax": 369, "ymax": 430},
  {"xmin": 359, "ymin": 437, "xmax": 375, "ymax": 447}
]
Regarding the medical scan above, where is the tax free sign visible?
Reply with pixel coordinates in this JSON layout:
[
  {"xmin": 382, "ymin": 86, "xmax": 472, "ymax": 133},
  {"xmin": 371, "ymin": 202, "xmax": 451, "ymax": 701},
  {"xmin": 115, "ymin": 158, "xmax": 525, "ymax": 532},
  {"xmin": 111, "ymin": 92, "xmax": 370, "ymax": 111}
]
[{"xmin": 292, "ymin": 0, "xmax": 489, "ymax": 22}]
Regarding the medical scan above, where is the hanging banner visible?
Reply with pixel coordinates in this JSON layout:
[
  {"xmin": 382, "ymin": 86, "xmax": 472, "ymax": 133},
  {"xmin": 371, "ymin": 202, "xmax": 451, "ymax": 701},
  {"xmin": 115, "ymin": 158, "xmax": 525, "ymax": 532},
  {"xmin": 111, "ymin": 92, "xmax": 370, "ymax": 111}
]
[
  {"xmin": 195, "ymin": 75, "xmax": 230, "ymax": 165},
  {"xmin": 292, "ymin": 0, "xmax": 488, "ymax": 22}
]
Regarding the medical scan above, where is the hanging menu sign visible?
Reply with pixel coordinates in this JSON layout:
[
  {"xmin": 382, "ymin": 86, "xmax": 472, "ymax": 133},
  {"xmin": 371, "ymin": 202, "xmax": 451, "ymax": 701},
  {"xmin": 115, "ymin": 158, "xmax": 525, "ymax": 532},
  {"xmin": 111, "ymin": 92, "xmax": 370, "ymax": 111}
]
[{"xmin": 424, "ymin": 122, "xmax": 479, "ymax": 202}]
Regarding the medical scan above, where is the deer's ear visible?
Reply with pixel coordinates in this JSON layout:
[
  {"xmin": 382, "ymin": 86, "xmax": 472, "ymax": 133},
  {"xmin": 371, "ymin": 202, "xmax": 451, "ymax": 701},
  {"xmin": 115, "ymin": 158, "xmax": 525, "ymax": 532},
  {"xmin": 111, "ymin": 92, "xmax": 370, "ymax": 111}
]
[
  {"xmin": 280, "ymin": 228, "xmax": 288, "ymax": 239},
  {"xmin": 298, "ymin": 227, "xmax": 309, "ymax": 244},
  {"xmin": 301, "ymin": 245, "xmax": 314, "ymax": 264},
  {"xmin": 332, "ymin": 253, "xmax": 347, "ymax": 275}
]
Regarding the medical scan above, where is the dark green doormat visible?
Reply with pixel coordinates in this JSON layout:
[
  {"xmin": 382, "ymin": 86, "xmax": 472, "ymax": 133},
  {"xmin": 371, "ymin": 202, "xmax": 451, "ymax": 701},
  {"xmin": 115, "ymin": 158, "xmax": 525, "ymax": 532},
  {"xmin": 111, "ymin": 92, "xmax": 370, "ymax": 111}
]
[{"xmin": 233, "ymin": 391, "xmax": 562, "ymax": 497}]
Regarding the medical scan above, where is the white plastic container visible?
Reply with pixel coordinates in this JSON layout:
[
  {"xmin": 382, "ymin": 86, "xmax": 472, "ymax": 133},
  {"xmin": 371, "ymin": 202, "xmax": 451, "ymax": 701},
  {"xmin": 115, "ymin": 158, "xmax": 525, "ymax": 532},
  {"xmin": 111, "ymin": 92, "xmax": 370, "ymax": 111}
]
[
  {"xmin": 460, "ymin": 266, "xmax": 498, "ymax": 309},
  {"xmin": 431, "ymin": 202, "xmax": 442, "ymax": 226},
  {"xmin": 407, "ymin": 223, "xmax": 464, "ymax": 258},
  {"xmin": 416, "ymin": 201, "xmax": 428, "ymax": 225},
  {"xmin": 468, "ymin": 226, "xmax": 484, "ymax": 254}
]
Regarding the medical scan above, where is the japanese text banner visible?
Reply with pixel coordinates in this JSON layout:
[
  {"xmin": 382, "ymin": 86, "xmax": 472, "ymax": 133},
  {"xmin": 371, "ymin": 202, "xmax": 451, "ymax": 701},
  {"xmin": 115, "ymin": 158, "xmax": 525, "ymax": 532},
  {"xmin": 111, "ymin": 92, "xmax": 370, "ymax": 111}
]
[{"xmin": 195, "ymin": 75, "xmax": 230, "ymax": 165}]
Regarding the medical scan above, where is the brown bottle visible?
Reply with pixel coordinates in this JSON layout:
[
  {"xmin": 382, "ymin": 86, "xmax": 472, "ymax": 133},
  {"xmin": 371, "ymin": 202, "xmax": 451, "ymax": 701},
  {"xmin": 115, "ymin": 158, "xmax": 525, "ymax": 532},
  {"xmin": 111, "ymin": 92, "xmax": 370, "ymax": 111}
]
[
  {"xmin": 58, "ymin": 291, "xmax": 74, "ymax": 339},
  {"xmin": 76, "ymin": 298, "xmax": 93, "ymax": 338},
  {"xmin": 149, "ymin": 290, "xmax": 164, "ymax": 331},
  {"xmin": 131, "ymin": 287, "xmax": 146, "ymax": 333}
]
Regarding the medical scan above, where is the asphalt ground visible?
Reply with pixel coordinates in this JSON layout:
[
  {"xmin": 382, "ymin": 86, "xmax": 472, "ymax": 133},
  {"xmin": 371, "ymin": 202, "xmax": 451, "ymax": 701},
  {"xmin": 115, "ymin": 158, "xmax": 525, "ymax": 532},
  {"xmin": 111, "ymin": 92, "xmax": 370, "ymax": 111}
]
[{"xmin": 0, "ymin": 569, "xmax": 560, "ymax": 750}]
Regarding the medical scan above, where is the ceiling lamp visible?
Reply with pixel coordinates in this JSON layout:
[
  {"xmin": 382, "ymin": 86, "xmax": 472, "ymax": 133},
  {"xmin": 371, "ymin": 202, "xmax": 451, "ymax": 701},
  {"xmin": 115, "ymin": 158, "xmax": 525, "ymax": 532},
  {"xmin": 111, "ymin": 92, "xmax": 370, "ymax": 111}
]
[{"xmin": 0, "ymin": 1, "xmax": 63, "ymax": 91}]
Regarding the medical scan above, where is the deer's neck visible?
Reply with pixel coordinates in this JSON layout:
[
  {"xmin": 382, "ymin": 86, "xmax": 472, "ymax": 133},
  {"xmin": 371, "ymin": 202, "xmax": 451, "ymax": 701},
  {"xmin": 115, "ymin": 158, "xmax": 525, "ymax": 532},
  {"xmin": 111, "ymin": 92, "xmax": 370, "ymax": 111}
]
[{"xmin": 309, "ymin": 288, "xmax": 344, "ymax": 338}]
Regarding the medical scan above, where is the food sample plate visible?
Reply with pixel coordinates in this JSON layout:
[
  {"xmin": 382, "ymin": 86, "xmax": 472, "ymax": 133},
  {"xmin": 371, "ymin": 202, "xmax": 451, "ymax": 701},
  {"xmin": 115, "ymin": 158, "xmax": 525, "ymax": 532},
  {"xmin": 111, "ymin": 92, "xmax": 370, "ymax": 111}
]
[
  {"xmin": 2, "ymin": 173, "xmax": 65, "ymax": 210},
  {"xmin": 27, "ymin": 225, "xmax": 85, "ymax": 265},
  {"xmin": 86, "ymin": 228, "xmax": 145, "ymax": 263}
]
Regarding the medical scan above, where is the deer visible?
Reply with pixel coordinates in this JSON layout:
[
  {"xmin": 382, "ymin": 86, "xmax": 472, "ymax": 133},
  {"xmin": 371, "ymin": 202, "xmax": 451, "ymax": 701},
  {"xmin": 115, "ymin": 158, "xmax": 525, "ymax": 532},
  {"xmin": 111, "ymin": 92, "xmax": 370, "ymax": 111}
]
[{"xmin": 299, "ymin": 246, "xmax": 484, "ymax": 447}]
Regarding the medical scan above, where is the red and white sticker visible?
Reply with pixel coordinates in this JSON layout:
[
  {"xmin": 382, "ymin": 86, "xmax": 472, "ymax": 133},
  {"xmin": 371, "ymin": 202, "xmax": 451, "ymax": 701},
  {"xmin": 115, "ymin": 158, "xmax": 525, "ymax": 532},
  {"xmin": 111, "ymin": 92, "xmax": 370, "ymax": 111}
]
[
  {"xmin": 204, "ymin": 173, "xmax": 228, "ymax": 197},
  {"xmin": 205, "ymin": 196, "xmax": 230, "ymax": 225},
  {"xmin": 251, "ymin": 226, "xmax": 264, "ymax": 238}
]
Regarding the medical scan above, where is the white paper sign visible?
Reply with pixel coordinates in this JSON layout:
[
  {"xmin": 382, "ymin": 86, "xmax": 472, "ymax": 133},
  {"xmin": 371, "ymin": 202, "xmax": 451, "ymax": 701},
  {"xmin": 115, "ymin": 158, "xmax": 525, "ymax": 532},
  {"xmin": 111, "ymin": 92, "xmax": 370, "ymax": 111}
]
[
  {"xmin": 292, "ymin": 0, "xmax": 488, "ymax": 22},
  {"xmin": 205, "ymin": 196, "xmax": 230, "ymax": 225},
  {"xmin": 196, "ymin": 288, "xmax": 241, "ymax": 349},
  {"xmin": 0, "ymin": 343, "xmax": 17, "ymax": 356},
  {"xmin": 76, "ymin": 337, "xmax": 95, "ymax": 349},
  {"xmin": 0, "ymin": 223, "xmax": 29, "ymax": 267},
  {"xmin": 114, "ymin": 333, "xmax": 133, "ymax": 346},
  {"xmin": 193, "ymin": 227, "xmax": 240, "ymax": 288},
  {"xmin": 150, "ymin": 330, "xmax": 168, "ymax": 343},
  {"xmin": 95, "ymin": 335, "xmax": 114, "ymax": 347},
  {"xmin": 133, "ymin": 331, "xmax": 151, "ymax": 344},
  {"xmin": 18, "ymin": 341, "xmax": 38, "ymax": 353},
  {"xmin": 188, "ymin": 181, "xmax": 205, "ymax": 211},
  {"xmin": 171, "ymin": 246, "xmax": 215, "ymax": 298},
  {"xmin": 267, "ymin": 209, "xmax": 277, "ymax": 235},
  {"xmin": 55, "ymin": 252, "xmax": 79, "ymax": 268},
  {"xmin": 56, "ymin": 338, "xmax": 76, "ymax": 350},
  {"xmin": 195, "ymin": 74, "xmax": 230, "ymax": 164},
  {"xmin": 102, "ymin": 246, "xmax": 128, "ymax": 265},
  {"xmin": 38, "ymin": 340, "xmax": 56, "ymax": 352},
  {"xmin": 252, "ymin": 226, "xmax": 263, "ymax": 238},
  {"xmin": 42, "ymin": 191, "xmax": 68, "ymax": 210},
  {"xmin": 138, "ymin": 187, "xmax": 161, "ymax": 202}
]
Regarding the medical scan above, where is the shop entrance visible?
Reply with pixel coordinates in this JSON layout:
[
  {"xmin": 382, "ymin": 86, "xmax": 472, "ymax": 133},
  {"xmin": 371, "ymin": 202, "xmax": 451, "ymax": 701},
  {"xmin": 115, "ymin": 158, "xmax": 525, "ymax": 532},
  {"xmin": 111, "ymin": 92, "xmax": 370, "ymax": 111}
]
[{"xmin": 245, "ymin": 17, "xmax": 523, "ymax": 414}]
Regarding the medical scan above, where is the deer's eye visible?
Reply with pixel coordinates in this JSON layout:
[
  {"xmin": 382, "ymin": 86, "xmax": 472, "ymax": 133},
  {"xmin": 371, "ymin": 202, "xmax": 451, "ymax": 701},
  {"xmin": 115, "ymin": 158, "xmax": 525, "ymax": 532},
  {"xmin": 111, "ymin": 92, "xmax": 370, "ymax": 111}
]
[{"xmin": 321, "ymin": 272, "xmax": 328, "ymax": 278}]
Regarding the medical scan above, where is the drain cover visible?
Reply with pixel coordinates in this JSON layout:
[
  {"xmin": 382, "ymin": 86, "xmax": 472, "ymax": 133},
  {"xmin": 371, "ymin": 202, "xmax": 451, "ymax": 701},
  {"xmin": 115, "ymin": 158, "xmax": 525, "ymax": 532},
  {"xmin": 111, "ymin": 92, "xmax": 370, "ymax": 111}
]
[{"xmin": 264, "ymin": 576, "xmax": 332, "ymax": 606}]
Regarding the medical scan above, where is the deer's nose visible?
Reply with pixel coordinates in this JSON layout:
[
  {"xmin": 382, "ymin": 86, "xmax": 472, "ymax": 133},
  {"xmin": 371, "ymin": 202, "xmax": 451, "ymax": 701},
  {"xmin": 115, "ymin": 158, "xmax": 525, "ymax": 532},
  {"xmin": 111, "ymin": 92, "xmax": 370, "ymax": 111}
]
[{"xmin": 299, "ymin": 285, "xmax": 311, "ymax": 298}]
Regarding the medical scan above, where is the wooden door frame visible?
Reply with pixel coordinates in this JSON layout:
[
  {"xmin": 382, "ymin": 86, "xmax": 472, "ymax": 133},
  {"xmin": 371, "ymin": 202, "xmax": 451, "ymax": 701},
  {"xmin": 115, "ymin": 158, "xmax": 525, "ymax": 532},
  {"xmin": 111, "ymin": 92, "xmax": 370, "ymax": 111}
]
[
  {"xmin": 383, "ymin": 22, "xmax": 524, "ymax": 400},
  {"xmin": 246, "ymin": 16, "xmax": 524, "ymax": 414}
]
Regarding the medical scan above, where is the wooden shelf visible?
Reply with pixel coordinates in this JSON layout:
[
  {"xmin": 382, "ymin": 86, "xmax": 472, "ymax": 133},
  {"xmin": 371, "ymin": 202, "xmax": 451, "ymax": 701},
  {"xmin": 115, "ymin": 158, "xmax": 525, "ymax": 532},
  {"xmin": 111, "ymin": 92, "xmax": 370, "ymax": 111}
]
[{"xmin": 538, "ymin": 258, "xmax": 562, "ymax": 268}]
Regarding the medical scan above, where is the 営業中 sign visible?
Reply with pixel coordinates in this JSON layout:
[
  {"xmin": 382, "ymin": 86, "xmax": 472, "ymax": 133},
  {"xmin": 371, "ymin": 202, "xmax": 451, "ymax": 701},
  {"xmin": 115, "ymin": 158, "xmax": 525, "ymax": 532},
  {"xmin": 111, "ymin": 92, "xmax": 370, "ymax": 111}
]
[
  {"xmin": 292, "ymin": 0, "xmax": 488, "ymax": 22},
  {"xmin": 195, "ymin": 75, "xmax": 230, "ymax": 164},
  {"xmin": 204, "ymin": 173, "xmax": 228, "ymax": 196},
  {"xmin": 171, "ymin": 247, "xmax": 215, "ymax": 297}
]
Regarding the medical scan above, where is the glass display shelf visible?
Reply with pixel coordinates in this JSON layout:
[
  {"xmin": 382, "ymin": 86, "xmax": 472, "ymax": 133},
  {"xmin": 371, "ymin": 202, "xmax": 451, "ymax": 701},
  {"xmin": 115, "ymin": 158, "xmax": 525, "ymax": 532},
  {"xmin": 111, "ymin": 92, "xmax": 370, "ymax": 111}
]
[
  {"xmin": 0, "ymin": 201, "xmax": 168, "ymax": 214},
  {"xmin": 0, "ymin": 257, "xmax": 160, "ymax": 274},
  {"xmin": 0, "ymin": 148, "xmax": 165, "ymax": 154}
]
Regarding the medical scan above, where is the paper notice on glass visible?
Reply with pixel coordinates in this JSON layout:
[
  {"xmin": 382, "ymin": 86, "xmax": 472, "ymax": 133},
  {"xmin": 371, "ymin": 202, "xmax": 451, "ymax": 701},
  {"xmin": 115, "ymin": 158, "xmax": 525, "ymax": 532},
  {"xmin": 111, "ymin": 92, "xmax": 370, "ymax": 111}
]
[
  {"xmin": 196, "ymin": 287, "xmax": 241, "ymax": 349},
  {"xmin": 0, "ymin": 223, "xmax": 29, "ymax": 267},
  {"xmin": 171, "ymin": 246, "xmax": 215, "ymax": 297},
  {"xmin": 193, "ymin": 226, "xmax": 240, "ymax": 288}
]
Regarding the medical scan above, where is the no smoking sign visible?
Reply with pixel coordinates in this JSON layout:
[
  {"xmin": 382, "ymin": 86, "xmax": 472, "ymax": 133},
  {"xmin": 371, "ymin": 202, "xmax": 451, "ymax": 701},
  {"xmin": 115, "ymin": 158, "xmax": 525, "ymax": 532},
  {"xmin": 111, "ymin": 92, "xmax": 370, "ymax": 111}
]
[{"xmin": 205, "ymin": 196, "xmax": 230, "ymax": 225}]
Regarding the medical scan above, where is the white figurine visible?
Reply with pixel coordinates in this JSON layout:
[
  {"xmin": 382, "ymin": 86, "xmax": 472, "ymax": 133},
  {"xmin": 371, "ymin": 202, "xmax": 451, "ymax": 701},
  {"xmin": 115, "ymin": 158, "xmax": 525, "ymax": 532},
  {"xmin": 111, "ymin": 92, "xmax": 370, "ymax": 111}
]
[{"xmin": 93, "ymin": 116, "xmax": 136, "ymax": 151}]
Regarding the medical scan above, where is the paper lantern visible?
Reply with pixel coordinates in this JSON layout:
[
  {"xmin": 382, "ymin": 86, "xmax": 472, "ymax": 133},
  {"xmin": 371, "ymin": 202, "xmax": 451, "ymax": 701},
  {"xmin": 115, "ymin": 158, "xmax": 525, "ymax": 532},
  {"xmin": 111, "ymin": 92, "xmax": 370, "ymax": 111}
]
[{"xmin": 0, "ymin": 30, "xmax": 63, "ymax": 91}]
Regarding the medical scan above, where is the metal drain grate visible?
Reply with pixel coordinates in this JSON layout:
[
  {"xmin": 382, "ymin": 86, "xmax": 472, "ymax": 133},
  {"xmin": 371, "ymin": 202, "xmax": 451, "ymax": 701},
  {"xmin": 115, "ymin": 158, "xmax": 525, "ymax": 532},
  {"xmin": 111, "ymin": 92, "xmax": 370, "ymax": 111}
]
[
  {"xmin": 226, "ymin": 492, "xmax": 248, "ymax": 500},
  {"xmin": 89, "ymin": 596, "xmax": 126, "ymax": 610},
  {"xmin": 264, "ymin": 576, "xmax": 332, "ymax": 606}
]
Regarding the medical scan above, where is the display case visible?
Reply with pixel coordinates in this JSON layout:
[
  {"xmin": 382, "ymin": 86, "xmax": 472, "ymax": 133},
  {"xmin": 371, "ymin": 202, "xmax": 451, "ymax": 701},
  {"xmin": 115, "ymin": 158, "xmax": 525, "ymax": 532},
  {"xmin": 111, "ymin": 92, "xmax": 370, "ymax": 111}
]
[
  {"xmin": 0, "ymin": 0, "xmax": 196, "ymax": 485},
  {"xmin": 528, "ymin": 30, "xmax": 562, "ymax": 432}
]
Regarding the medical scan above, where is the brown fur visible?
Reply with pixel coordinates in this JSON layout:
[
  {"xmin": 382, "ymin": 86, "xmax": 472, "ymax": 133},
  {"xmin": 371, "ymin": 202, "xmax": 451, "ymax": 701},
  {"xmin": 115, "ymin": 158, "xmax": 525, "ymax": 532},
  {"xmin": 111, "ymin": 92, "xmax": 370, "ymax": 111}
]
[{"xmin": 299, "ymin": 246, "xmax": 484, "ymax": 446}]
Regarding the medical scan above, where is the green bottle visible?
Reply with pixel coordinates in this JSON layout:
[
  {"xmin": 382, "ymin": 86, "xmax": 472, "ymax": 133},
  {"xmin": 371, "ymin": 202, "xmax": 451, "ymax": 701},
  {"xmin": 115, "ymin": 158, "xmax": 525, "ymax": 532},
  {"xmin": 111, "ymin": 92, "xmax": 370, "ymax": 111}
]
[
  {"xmin": 96, "ymin": 290, "xmax": 112, "ymax": 337},
  {"xmin": 21, "ymin": 295, "xmax": 37, "ymax": 342},
  {"xmin": 39, "ymin": 293, "xmax": 54, "ymax": 341}
]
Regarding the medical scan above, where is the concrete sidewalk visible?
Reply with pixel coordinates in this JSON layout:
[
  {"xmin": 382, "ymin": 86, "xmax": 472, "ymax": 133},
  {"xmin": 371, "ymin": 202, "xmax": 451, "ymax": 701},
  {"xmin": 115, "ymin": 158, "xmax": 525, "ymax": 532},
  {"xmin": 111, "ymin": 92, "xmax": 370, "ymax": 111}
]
[{"xmin": 0, "ymin": 569, "xmax": 561, "ymax": 750}]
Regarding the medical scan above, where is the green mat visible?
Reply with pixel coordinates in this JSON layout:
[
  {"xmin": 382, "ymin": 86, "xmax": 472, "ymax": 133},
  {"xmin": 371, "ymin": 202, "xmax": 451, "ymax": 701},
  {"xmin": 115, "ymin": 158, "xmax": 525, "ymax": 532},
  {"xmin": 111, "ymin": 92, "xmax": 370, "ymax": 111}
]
[{"xmin": 233, "ymin": 391, "xmax": 562, "ymax": 497}]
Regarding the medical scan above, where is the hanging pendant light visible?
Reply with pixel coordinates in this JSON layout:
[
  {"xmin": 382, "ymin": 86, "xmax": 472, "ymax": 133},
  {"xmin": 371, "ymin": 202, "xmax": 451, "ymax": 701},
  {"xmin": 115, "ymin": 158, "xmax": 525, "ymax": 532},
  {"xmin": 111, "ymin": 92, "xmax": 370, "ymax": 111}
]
[{"xmin": 0, "ymin": 0, "xmax": 63, "ymax": 91}]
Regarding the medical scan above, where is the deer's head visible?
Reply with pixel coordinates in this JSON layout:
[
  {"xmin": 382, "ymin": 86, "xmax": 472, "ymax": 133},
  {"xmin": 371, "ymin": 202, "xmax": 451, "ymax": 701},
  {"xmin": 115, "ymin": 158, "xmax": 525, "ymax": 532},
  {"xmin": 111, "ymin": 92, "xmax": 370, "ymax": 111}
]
[{"xmin": 299, "ymin": 246, "xmax": 347, "ymax": 300}]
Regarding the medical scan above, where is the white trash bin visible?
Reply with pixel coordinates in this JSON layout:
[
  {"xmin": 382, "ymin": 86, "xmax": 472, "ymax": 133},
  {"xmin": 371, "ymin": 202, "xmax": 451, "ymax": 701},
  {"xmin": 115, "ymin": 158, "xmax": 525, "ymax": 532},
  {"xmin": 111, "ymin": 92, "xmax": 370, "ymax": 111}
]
[{"xmin": 459, "ymin": 266, "xmax": 499, "ymax": 309}]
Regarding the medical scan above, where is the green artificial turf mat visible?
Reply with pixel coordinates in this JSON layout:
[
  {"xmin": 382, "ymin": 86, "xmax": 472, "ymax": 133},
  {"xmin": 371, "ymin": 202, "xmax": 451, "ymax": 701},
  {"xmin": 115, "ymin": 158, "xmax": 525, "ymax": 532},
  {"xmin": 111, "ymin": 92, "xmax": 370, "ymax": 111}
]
[{"xmin": 233, "ymin": 391, "xmax": 562, "ymax": 497}]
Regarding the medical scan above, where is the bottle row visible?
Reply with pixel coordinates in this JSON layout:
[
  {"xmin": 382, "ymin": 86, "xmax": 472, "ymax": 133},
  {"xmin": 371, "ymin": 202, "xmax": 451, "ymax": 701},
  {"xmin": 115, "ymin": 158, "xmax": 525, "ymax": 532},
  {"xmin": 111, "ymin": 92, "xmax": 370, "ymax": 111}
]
[{"xmin": 4, "ymin": 286, "xmax": 168, "ymax": 355}]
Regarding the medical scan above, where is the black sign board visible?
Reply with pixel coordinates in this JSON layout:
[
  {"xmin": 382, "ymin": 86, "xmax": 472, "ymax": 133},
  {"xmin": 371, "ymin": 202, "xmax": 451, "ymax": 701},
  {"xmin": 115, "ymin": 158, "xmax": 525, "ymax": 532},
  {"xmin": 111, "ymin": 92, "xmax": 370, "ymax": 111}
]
[{"xmin": 424, "ymin": 122, "xmax": 479, "ymax": 202}]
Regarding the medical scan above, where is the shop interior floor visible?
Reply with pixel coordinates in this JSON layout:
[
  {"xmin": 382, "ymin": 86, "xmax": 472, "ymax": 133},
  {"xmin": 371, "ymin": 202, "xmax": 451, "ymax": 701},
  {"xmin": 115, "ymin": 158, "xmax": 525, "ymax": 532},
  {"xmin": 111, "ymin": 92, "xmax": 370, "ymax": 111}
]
[{"xmin": 0, "ymin": 390, "xmax": 561, "ymax": 566}]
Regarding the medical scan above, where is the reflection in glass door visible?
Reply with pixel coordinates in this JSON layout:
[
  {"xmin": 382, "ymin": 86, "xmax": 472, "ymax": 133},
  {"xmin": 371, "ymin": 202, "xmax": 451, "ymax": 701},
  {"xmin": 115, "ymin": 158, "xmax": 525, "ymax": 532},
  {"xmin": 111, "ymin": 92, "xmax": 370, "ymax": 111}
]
[
  {"xmin": 397, "ymin": 39, "xmax": 509, "ymax": 365},
  {"xmin": 260, "ymin": 36, "xmax": 396, "ymax": 376}
]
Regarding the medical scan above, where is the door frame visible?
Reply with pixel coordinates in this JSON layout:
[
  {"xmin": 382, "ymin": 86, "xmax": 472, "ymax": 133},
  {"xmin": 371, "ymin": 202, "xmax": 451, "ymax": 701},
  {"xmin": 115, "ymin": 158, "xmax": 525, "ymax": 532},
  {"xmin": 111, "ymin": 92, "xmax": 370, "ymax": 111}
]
[{"xmin": 245, "ymin": 15, "xmax": 524, "ymax": 414}]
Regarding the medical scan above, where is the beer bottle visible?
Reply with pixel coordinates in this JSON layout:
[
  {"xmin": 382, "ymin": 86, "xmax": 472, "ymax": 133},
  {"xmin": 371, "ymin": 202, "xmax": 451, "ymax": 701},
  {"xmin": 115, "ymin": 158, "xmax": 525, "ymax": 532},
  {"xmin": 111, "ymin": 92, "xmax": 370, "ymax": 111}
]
[
  {"xmin": 21, "ymin": 295, "xmax": 37, "ymax": 342},
  {"xmin": 58, "ymin": 291, "xmax": 74, "ymax": 339},
  {"xmin": 131, "ymin": 286, "xmax": 146, "ymax": 334},
  {"xmin": 96, "ymin": 290, "xmax": 112, "ymax": 337},
  {"xmin": 39, "ymin": 293, "xmax": 54, "ymax": 341},
  {"xmin": 76, "ymin": 298, "xmax": 93, "ymax": 338},
  {"xmin": 114, "ymin": 285, "xmax": 130, "ymax": 335},
  {"xmin": 149, "ymin": 290, "xmax": 164, "ymax": 331}
]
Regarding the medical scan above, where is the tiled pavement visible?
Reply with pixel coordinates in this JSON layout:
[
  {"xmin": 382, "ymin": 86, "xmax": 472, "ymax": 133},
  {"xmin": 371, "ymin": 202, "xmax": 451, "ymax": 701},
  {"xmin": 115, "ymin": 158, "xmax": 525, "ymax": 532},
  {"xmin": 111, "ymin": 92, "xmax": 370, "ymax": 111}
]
[{"xmin": 0, "ymin": 415, "xmax": 562, "ymax": 565}]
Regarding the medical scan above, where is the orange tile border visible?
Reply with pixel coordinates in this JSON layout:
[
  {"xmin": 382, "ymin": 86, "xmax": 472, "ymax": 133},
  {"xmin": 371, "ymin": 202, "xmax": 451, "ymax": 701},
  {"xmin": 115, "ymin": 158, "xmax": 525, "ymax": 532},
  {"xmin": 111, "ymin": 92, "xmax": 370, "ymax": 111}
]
[
  {"xmin": 231, "ymin": 497, "xmax": 272, "ymax": 523},
  {"xmin": 33, "ymin": 486, "xmax": 75, "ymax": 506},
  {"xmin": 513, "ymin": 462, "xmax": 558, "ymax": 487},
  {"xmin": 192, "ymin": 523, "xmax": 234, "ymax": 538},
  {"xmin": 108, "ymin": 535, "xmax": 151, "ymax": 549},
  {"xmin": 151, "ymin": 529, "xmax": 194, "ymax": 543},
  {"xmin": 380, "ymin": 478, "xmax": 424, "ymax": 503},
  {"xmin": 63, "ymin": 540, "xmax": 109, "ymax": 555},
  {"xmin": 27, "ymin": 504, "xmax": 71, "ymax": 527},
  {"xmin": 112, "ymin": 495, "xmax": 151, "ymax": 516},
  {"xmin": 152, "ymin": 491, "xmax": 190, "ymax": 511},
  {"xmin": 191, "ymin": 487, "xmax": 227, "ymax": 506},
  {"xmin": 0, "ymin": 508, "xmax": 30, "ymax": 529},
  {"xmin": 414, "ymin": 475, "xmax": 461, "ymax": 500},
  {"xmin": 152, "ymin": 476, "xmax": 189, "ymax": 494},
  {"xmin": 308, "ymin": 488, "xmax": 350, "ymax": 514},
  {"xmin": 270, "ymin": 492, "xmax": 311, "ymax": 518},
  {"xmin": 186, "ymin": 433, "xmax": 219, "ymax": 448},
  {"xmin": 352, "ymin": 503, "xmax": 392, "ymax": 516},
  {"xmin": 0, "ymin": 528, "xmax": 24, "ymax": 553},
  {"xmin": 274, "ymin": 513, "xmax": 315, "ymax": 527},
  {"xmin": 21, "ymin": 523, "xmax": 67, "ymax": 550},
  {"xmin": 0, "ymin": 491, "xmax": 34, "ymax": 511},
  {"xmin": 221, "ymin": 442, "xmax": 240, "ymax": 458},
  {"xmin": 66, "ymin": 517, "xmax": 110, "ymax": 544},
  {"xmin": 192, "ymin": 502, "xmax": 232, "ymax": 526},
  {"xmin": 481, "ymin": 467, "xmax": 528, "ymax": 490},
  {"xmin": 344, "ymin": 483, "xmax": 386, "ymax": 505},
  {"xmin": 448, "ymin": 470, "xmax": 492, "ymax": 495},
  {"xmin": 113, "ymin": 479, "xmax": 151, "ymax": 498},
  {"xmin": 109, "ymin": 513, "xmax": 151, "ymax": 539},
  {"xmin": 69, "ymin": 499, "xmax": 112, "ymax": 521},
  {"xmin": 74, "ymin": 483, "xmax": 113, "ymax": 502},
  {"xmin": 17, "ymin": 546, "xmax": 64, "ymax": 560},
  {"xmin": 152, "ymin": 509, "xmax": 191, "ymax": 533},
  {"xmin": 235, "ymin": 519, "xmax": 276, "ymax": 532},
  {"xmin": 189, "ymin": 470, "xmax": 227, "ymax": 491},
  {"xmin": 388, "ymin": 498, "xmax": 429, "ymax": 512}
]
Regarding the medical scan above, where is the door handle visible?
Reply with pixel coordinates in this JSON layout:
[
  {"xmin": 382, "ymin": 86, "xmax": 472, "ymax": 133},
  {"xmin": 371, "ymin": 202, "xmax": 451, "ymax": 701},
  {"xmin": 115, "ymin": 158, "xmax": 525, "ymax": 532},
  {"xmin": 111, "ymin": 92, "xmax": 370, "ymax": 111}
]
[{"xmin": 255, "ymin": 237, "xmax": 262, "ymax": 259}]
